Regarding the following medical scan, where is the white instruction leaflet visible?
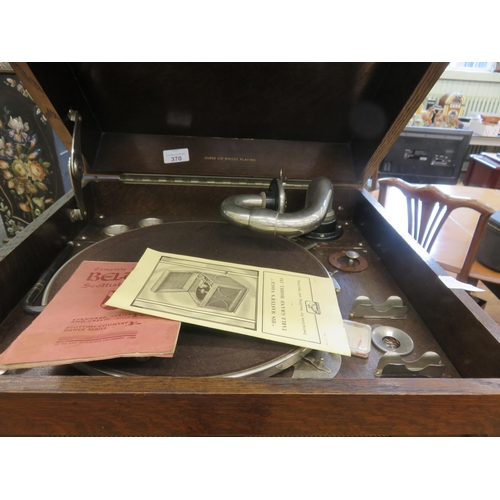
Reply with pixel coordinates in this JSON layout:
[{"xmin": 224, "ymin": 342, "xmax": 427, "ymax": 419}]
[{"xmin": 106, "ymin": 248, "xmax": 351, "ymax": 356}]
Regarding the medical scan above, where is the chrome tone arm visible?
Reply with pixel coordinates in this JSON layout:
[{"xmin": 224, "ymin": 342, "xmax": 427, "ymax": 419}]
[{"xmin": 220, "ymin": 176, "xmax": 333, "ymax": 237}]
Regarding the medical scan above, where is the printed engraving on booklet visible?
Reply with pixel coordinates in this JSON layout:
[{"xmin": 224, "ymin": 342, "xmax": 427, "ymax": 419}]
[{"xmin": 133, "ymin": 255, "xmax": 258, "ymax": 330}]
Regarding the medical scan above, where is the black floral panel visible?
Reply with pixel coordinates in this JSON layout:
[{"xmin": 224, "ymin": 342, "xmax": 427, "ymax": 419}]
[{"xmin": 0, "ymin": 74, "xmax": 63, "ymax": 239}]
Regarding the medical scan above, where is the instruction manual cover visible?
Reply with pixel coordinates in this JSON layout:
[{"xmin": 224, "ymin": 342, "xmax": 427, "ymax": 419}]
[
  {"xmin": 0, "ymin": 261, "xmax": 180, "ymax": 369},
  {"xmin": 106, "ymin": 248, "xmax": 350, "ymax": 356}
]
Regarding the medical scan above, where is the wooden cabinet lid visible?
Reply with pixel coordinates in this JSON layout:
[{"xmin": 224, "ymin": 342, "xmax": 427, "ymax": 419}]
[{"xmin": 13, "ymin": 62, "xmax": 447, "ymax": 186}]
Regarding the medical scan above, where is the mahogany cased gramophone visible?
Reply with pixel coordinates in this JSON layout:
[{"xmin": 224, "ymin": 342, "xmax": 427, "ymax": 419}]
[{"xmin": 2, "ymin": 62, "xmax": 500, "ymax": 436}]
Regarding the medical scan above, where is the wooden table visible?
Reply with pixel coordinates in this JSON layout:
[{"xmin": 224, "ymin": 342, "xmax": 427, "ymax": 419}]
[{"xmin": 372, "ymin": 184, "xmax": 500, "ymax": 284}]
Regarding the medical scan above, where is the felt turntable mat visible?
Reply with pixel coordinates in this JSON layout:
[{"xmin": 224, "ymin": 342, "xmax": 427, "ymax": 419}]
[{"xmin": 46, "ymin": 221, "xmax": 329, "ymax": 377}]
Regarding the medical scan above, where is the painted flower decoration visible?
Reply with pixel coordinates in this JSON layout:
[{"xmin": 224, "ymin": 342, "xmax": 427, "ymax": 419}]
[
  {"xmin": 27, "ymin": 160, "xmax": 47, "ymax": 182},
  {"xmin": 8, "ymin": 116, "xmax": 27, "ymax": 134},
  {"xmin": 12, "ymin": 159, "xmax": 28, "ymax": 179},
  {"xmin": 0, "ymin": 75, "xmax": 56, "ymax": 236}
]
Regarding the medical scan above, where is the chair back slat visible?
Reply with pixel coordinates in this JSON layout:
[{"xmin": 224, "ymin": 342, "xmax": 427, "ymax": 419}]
[
  {"xmin": 406, "ymin": 198, "xmax": 414, "ymax": 239},
  {"xmin": 422, "ymin": 205, "xmax": 450, "ymax": 251},
  {"xmin": 418, "ymin": 199, "xmax": 437, "ymax": 247}
]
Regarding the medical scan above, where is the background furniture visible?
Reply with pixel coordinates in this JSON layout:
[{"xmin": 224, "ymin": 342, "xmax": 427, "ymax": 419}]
[
  {"xmin": 376, "ymin": 180, "xmax": 497, "ymax": 283},
  {"xmin": 464, "ymin": 153, "xmax": 500, "ymax": 189}
]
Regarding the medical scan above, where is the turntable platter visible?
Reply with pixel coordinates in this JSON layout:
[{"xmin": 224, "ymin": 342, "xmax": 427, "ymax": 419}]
[{"xmin": 45, "ymin": 221, "xmax": 331, "ymax": 377}]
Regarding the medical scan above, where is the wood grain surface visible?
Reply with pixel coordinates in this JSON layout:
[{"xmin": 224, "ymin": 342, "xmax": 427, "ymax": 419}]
[
  {"xmin": 2, "ymin": 184, "xmax": 500, "ymax": 436},
  {"xmin": 4, "ymin": 62, "xmax": 500, "ymax": 437},
  {"xmin": 1, "ymin": 376, "xmax": 500, "ymax": 436},
  {"xmin": 17, "ymin": 62, "xmax": 446, "ymax": 186}
]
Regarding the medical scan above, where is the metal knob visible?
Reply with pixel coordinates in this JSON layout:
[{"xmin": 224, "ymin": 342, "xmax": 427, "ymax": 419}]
[{"xmin": 345, "ymin": 250, "xmax": 360, "ymax": 267}]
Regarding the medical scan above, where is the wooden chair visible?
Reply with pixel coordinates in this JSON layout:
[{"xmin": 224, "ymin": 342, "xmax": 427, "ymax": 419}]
[{"xmin": 378, "ymin": 177, "xmax": 495, "ymax": 283}]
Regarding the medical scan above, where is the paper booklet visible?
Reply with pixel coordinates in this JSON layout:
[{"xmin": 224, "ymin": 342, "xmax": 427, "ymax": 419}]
[
  {"xmin": 106, "ymin": 248, "xmax": 351, "ymax": 356},
  {"xmin": 0, "ymin": 261, "xmax": 180, "ymax": 369}
]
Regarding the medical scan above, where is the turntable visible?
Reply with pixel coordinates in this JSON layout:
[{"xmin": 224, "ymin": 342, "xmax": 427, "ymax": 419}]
[
  {"xmin": 41, "ymin": 219, "xmax": 341, "ymax": 378},
  {"xmin": 2, "ymin": 62, "xmax": 500, "ymax": 436}
]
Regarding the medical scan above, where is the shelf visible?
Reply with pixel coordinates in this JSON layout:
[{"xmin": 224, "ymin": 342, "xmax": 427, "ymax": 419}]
[
  {"xmin": 440, "ymin": 70, "xmax": 500, "ymax": 83},
  {"xmin": 470, "ymin": 135, "xmax": 500, "ymax": 147}
]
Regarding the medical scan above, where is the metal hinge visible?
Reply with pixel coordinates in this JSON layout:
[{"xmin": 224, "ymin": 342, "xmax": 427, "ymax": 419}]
[
  {"xmin": 67, "ymin": 109, "xmax": 87, "ymax": 221},
  {"xmin": 119, "ymin": 173, "xmax": 310, "ymax": 190}
]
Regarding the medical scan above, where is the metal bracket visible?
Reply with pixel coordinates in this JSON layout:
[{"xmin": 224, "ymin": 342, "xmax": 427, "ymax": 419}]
[
  {"xmin": 120, "ymin": 173, "xmax": 309, "ymax": 189},
  {"xmin": 67, "ymin": 109, "xmax": 87, "ymax": 221},
  {"xmin": 329, "ymin": 250, "xmax": 368, "ymax": 272},
  {"xmin": 264, "ymin": 171, "xmax": 287, "ymax": 213},
  {"xmin": 349, "ymin": 296, "xmax": 407, "ymax": 319},
  {"xmin": 374, "ymin": 352, "xmax": 445, "ymax": 378},
  {"xmin": 292, "ymin": 350, "xmax": 342, "ymax": 379}
]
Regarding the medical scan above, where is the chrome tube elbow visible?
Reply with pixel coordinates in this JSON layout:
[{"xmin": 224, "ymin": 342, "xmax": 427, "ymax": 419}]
[{"xmin": 220, "ymin": 177, "xmax": 333, "ymax": 237}]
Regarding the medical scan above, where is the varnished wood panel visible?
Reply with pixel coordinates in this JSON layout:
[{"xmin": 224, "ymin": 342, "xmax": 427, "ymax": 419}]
[
  {"xmin": 1, "ymin": 185, "xmax": 500, "ymax": 436},
  {"xmin": 65, "ymin": 62, "xmax": 384, "ymax": 142},
  {"xmin": 89, "ymin": 181, "xmax": 358, "ymax": 219},
  {"xmin": 19, "ymin": 62, "xmax": 447, "ymax": 185},
  {"xmin": 2, "ymin": 377, "xmax": 500, "ymax": 436},
  {"xmin": 355, "ymin": 189, "xmax": 500, "ymax": 377},
  {"xmin": 93, "ymin": 133, "xmax": 356, "ymax": 182}
]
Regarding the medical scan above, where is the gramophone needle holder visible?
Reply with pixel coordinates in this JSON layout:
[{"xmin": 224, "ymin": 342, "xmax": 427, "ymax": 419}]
[
  {"xmin": 371, "ymin": 325, "xmax": 414, "ymax": 355},
  {"xmin": 349, "ymin": 296, "xmax": 407, "ymax": 319},
  {"xmin": 374, "ymin": 352, "xmax": 445, "ymax": 378}
]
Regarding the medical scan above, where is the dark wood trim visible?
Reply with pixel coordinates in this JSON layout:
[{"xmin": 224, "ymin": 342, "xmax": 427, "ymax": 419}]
[
  {"xmin": 356, "ymin": 62, "xmax": 448, "ymax": 185},
  {"xmin": 1, "ymin": 377, "xmax": 500, "ymax": 436},
  {"xmin": 11, "ymin": 62, "xmax": 102, "ymax": 166}
]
